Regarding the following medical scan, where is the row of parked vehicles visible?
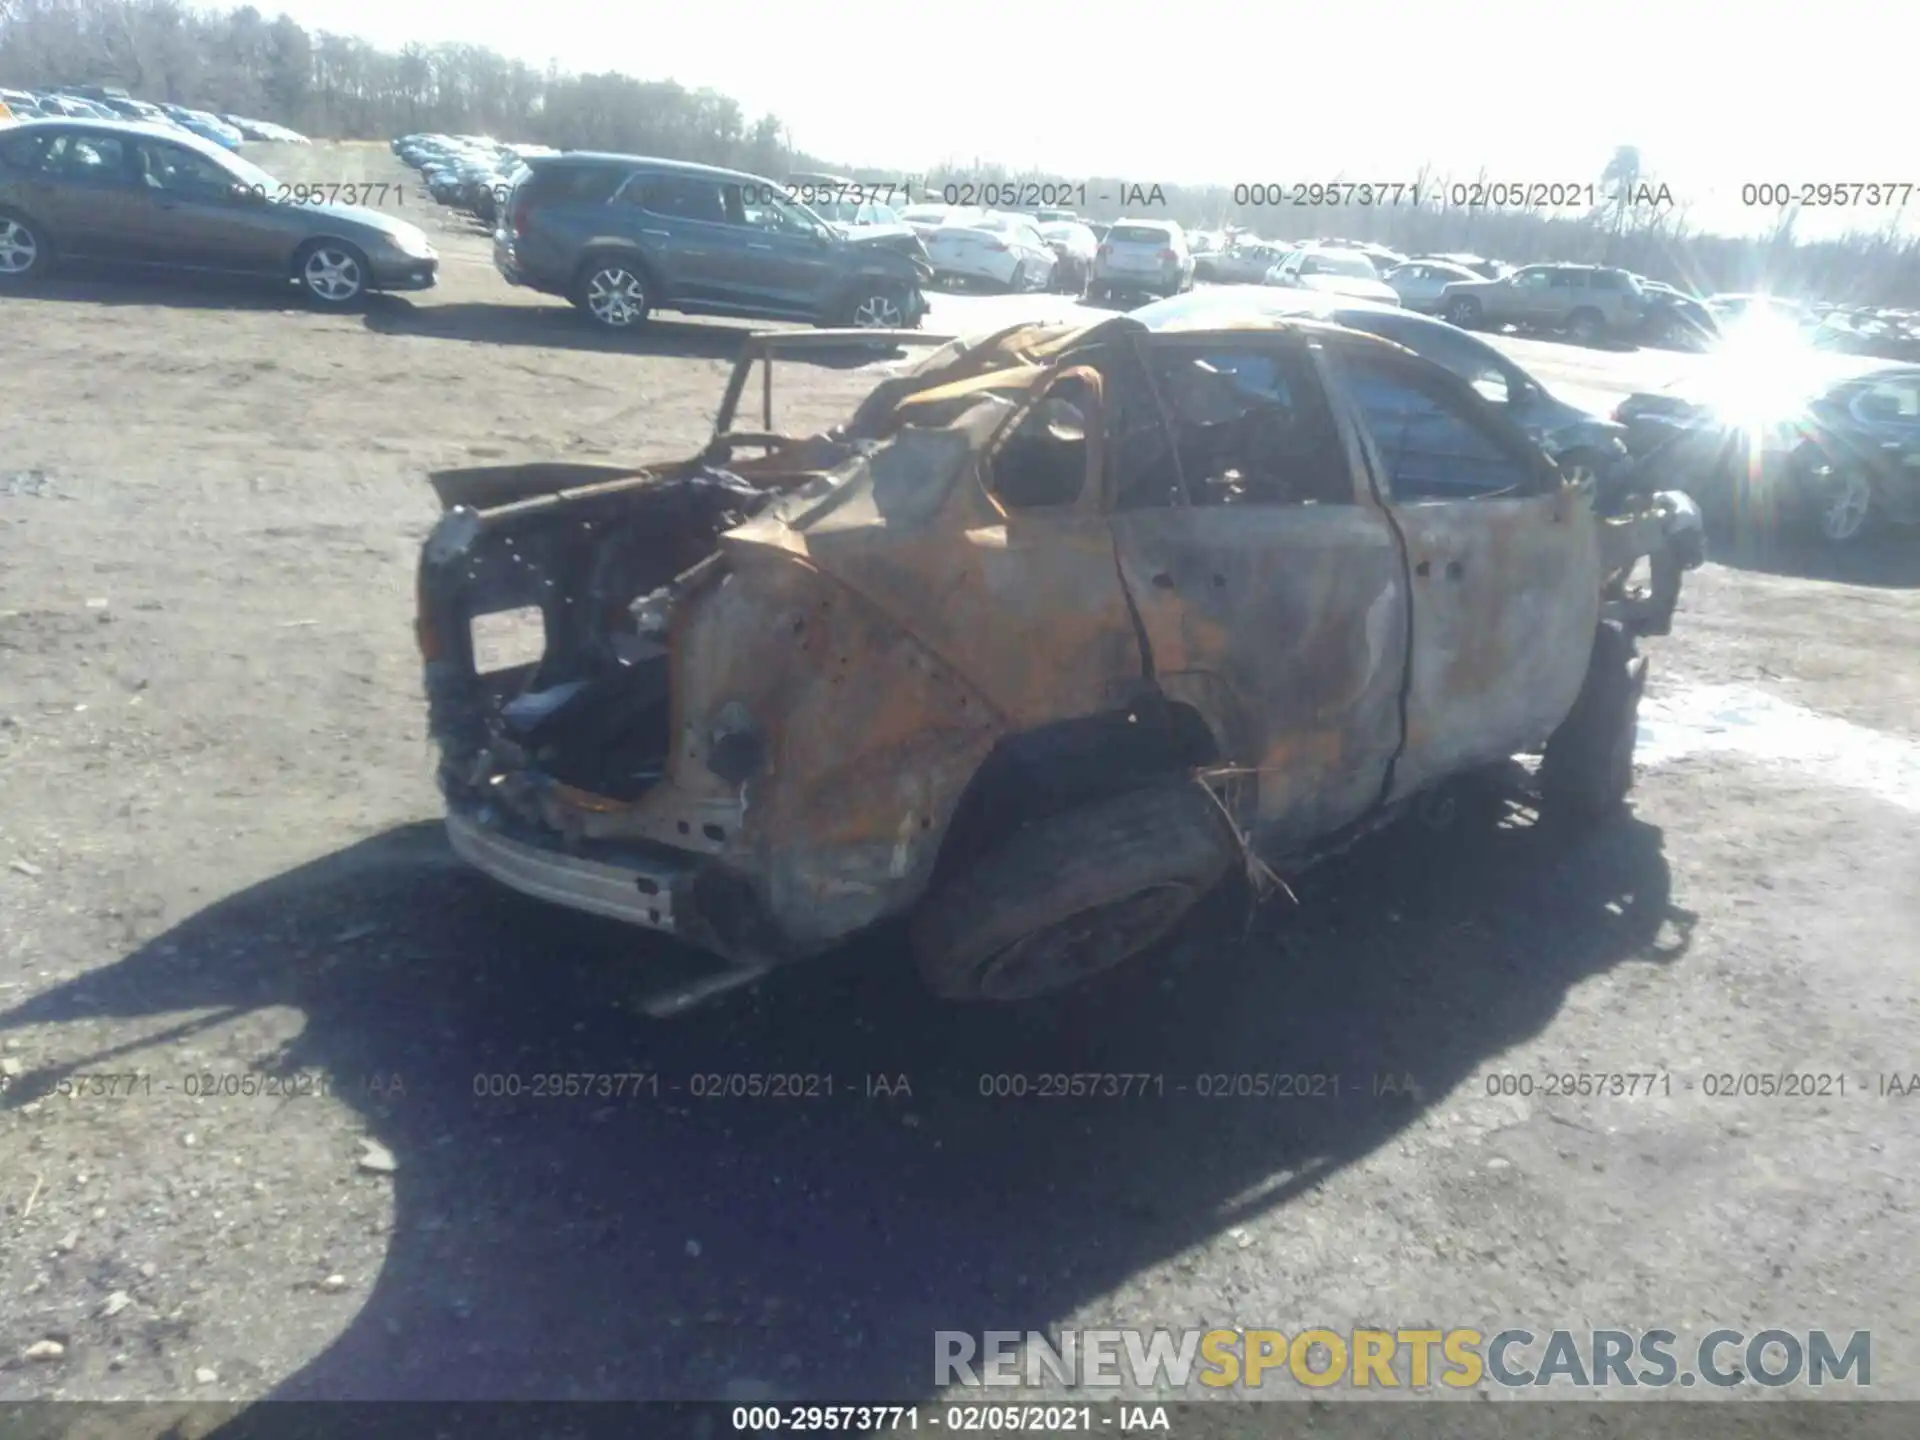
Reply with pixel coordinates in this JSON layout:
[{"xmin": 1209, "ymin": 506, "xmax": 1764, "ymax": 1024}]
[
  {"xmin": 393, "ymin": 131, "xmax": 562, "ymax": 225},
  {"xmin": 0, "ymin": 84, "xmax": 308, "ymax": 149},
  {"xmin": 418, "ymin": 144, "xmax": 1917, "ymax": 552},
  {"xmin": 879, "ymin": 205, "xmax": 1716, "ymax": 352}
]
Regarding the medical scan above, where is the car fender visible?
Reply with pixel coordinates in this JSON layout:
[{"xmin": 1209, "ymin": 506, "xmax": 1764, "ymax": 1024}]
[
  {"xmin": 571, "ymin": 239, "xmax": 662, "ymax": 295},
  {"xmin": 665, "ymin": 545, "xmax": 1008, "ymax": 951}
]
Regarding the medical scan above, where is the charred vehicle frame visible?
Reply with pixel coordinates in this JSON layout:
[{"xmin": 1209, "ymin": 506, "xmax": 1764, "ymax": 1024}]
[{"xmin": 416, "ymin": 316, "xmax": 1704, "ymax": 1012}]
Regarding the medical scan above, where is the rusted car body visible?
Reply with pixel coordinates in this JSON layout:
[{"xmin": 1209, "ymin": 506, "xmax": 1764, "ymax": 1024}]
[{"xmin": 416, "ymin": 314, "xmax": 1702, "ymax": 1009}]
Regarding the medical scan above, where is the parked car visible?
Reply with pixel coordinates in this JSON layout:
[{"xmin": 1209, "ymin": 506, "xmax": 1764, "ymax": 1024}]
[
  {"xmin": 1316, "ymin": 239, "xmax": 1406, "ymax": 276},
  {"xmin": 1090, "ymin": 218, "xmax": 1193, "ymax": 300},
  {"xmin": 0, "ymin": 120, "xmax": 438, "ymax": 305},
  {"xmin": 1, "ymin": 89, "xmax": 42, "ymax": 120},
  {"xmin": 470, "ymin": 162, "xmax": 527, "ymax": 225},
  {"xmin": 1039, "ymin": 219, "xmax": 1097, "ymax": 295},
  {"xmin": 226, "ymin": 115, "xmax": 281, "ymax": 141},
  {"xmin": 1809, "ymin": 309, "xmax": 1920, "ymax": 362},
  {"xmin": 494, "ymin": 153, "xmax": 932, "ymax": 332},
  {"xmin": 924, "ymin": 211, "xmax": 1055, "ymax": 291},
  {"xmin": 1195, "ymin": 238, "xmax": 1291, "ymax": 286},
  {"xmin": 1616, "ymin": 365, "xmax": 1920, "ymax": 546},
  {"xmin": 1633, "ymin": 279, "xmax": 1719, "ymax": 350},
  {"xmin": 1415, "ymin": 252, "xmax": 1507, "ymax": 280},
  {"xmin": 807, "ymin": 195, "xmax": 912, "ymax": 236},
  {"xmin": 1706, "ymin": 293, "xmax": 1811, "ymax": 331},
  {"xmin": 89, "ymin": 95, "xmax": 178, "ymax": 128},
  {"xmin": 28, "ymin": 94, "xmax": 105, "ymax": 118},
  {"xmin": 414, "ymin": 314, "xmax": 1701, "ymax": 1012},
  {"xmin": 1383, "ymin": 258, "xmax": 1484, "ymax": 313},
  {"xmin": 247, "ymin": 119, "xmax": 310, "ymax": 144},
  {"xmin": 899, "ymin": 203, "xmax": 963, "ymax": 238},
  {"xmin": 1441, "ymin": 263, "xmax": 1649, "ymax": 346},
  {"xmin": 1264, "ymin": 246, "xmax": 1400, "ymax": 304},
  {"xmin": 159, "ymin": 105, "xmax": 244, "ymax": 151},
  {"xmin": 1132, "ymin": 287, "xmax": 1639, "ymax": 498}
]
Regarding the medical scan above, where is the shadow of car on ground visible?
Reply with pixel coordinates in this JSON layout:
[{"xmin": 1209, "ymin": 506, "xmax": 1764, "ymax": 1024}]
[
  {"xmin": 0, "ymin": 789, "xmax": 1692, "ymax": 1410},
  {"xmin": 12, "ymin": 267, "xmax": 903, "ymax": 366},
  {"xmin": 359, "ymin": 299, "xmax": 908, "ymax": 367},
  {"xmin": 15, "ymin": 267, "xmax": 337, "ymax": 313}
]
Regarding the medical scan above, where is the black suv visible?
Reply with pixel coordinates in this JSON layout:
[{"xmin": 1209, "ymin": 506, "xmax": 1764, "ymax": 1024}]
[{"xmin": 493, "ymin": 154, "xmax": 932, "ymax": 333}]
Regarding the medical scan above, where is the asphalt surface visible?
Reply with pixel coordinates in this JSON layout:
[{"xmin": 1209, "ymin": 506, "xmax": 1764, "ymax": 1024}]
[{"xmin": 0, "ymin": 143, "xmax": 1916, "ymax": 1432}]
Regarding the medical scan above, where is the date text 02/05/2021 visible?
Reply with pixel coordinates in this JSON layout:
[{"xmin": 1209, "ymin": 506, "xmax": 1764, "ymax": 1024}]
[
  {"xmin": 729, "ymin": 1404, "xmax": 1171, "ymax": 1433},
  {"xmin": 1229, "ymin": 180, "xmax": 1676, "ymax": 209}
]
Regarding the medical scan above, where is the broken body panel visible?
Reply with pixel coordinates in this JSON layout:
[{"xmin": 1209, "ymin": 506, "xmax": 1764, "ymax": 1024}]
[{"xmin": 417, "ymin": 321, "xmax": 1700, "ymax": 987}]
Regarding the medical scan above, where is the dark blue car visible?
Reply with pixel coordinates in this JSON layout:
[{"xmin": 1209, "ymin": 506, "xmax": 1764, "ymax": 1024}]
[{"xmin": 1615, "ymin": 365, "xmax": 1920, "ymax": 545}]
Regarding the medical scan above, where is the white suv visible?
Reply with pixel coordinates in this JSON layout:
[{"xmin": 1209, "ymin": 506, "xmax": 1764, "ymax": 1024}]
[{"xmin": 1091, "ymin": 219, "xmax": 1193, "ymax": 300}]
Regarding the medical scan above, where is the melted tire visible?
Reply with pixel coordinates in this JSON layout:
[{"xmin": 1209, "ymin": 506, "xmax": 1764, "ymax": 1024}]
[
  {"xmin": 911, "ymin": 781, "xmax": 1238, "ymax": 1002},
  {"xmin": 1539, "ymin": 621, "xmax": 1647, "ymax": 823}
]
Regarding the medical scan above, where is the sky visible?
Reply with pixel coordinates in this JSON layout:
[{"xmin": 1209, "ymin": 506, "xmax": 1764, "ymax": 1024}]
[{"xmin": 278, "ymin": 0, "xmax": 1907, "ymax": 240}]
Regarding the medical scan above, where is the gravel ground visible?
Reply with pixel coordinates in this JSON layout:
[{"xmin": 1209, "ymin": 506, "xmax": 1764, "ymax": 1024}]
[{"xmin": 1, "ymin": 144, "xmax": 1916, "ymax": 1433}]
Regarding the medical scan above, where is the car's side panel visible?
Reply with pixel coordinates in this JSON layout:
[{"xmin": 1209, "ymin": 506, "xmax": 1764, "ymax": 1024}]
[
  {"xmin": 1383, "ymin": 496, "xmax": 1599, "ymax": 794},
  {"xmin": 1112, "ymin": 505, "xmax": 1409, "ymax": 853},
  {"xmin": 1318, "ymin": 339, "xmax": 1601, "ymax": 796},
  {"xmin": 1105, "ymin": 334, "xmax": 1412, "ymax": 852}
]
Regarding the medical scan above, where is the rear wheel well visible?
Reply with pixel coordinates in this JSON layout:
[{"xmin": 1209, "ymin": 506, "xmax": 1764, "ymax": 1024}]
[{"xmin": 930, "ymin": 699, "xmax": 1220, "ymax": 886}]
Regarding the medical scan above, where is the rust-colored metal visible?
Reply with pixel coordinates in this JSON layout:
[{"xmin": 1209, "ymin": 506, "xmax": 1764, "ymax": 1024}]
[{"xmin": 428, "ymin": 316, "xmax": 1692, "ymax": 961}]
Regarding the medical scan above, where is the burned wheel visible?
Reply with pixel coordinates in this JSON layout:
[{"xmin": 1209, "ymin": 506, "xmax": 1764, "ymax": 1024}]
[
  {"xmin": 910, "ymin": 782, "xmax": 1238, "ymax": 1002},
  {"xmin": 1540, "ymin": 621, "xmax": 1647, "ymax": 823}
]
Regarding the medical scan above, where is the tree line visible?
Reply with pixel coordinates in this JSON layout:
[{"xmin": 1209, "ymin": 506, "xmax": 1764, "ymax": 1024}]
[{"xmin": 4, "ymin": 0, "xmax": 1918, "ymax": 307}]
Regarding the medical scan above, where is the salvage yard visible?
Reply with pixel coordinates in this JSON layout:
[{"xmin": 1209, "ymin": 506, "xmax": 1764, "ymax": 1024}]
[{"xmin": 2, "ymin": 143, "xmax": 1918, "ymax": 1418}]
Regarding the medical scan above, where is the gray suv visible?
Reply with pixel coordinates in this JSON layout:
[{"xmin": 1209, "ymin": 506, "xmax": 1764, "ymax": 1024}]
[
  {"xmin": 494, "ymin": 154, "xmax": 933, "ymax": 333},
  {"xmin": 1440, "ymin": 263, "xmax": 1648, "ymax": 346}
]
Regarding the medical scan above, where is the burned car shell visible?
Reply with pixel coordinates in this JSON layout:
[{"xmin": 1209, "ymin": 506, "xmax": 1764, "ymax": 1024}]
[{"xmin": 418, "ymin": 318, "xmax": 1700, "ymax": 992}]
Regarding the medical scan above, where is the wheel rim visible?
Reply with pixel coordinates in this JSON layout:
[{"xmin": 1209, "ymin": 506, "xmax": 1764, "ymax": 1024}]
[
  {"xmin": 1572, "ymin": 315, "xmax": 1599, "ymax": 342},
  {"xmin": 587, "ymin": 267, "xmax": 646, "ymax": 326},
  {"xmin": 0, "ymin": 219, "xmax": 38, "ymax": 274},
  {"xmin": 303, "ymin": 247, "xmax": 362, "ymax": 302},
  {"xmin": 1820, "ymin": 472, "xmax": 1872, "ymax": 541},
  {"xmin": 851, "ymin": 293, "xmax": 902, "ymax": 328},
  {"xmin": 975, "ymin": 883, "xmax": 1195, "ymax": 1001}
]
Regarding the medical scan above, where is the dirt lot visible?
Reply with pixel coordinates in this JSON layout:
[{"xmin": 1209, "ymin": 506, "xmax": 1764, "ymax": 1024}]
[{"xmin": 2, "ymin": 144, "xmax": 1918, "ymax": 1426}]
